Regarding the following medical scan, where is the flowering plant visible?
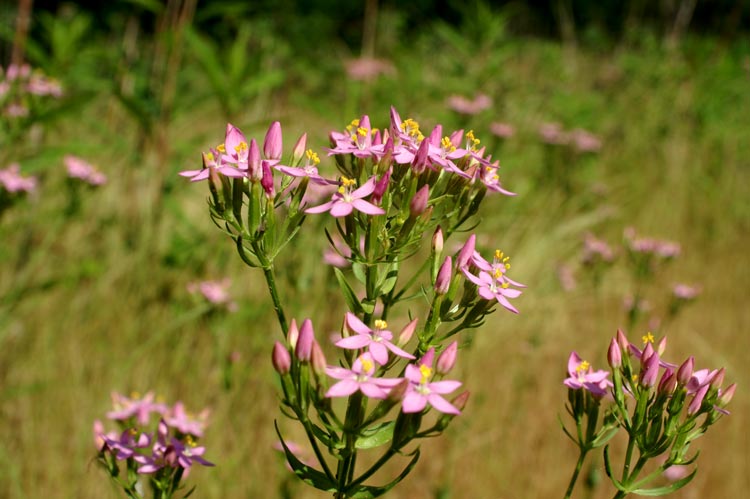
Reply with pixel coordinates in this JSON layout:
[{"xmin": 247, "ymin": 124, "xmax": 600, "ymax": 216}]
[
  {"xmin": 562, "ymin": 330, "xmax": 735, "ymax": 498},
  {"xmin": 95, "ymin": 392, "xmax": 213, "ymax": 499},
  {"xmin": 182, "ymin": 107, "xmax": 521, "ymax": 497}
]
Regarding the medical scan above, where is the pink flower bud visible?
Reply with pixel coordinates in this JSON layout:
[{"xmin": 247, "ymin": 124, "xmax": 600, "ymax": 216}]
[
  {"xmin": 710, "ymin": 367, "xmax": 725, "ymax": 389},
  {"xmin": 456, "ymin": 234, "xmax": 476, "ymax": 270},
  {"xmin": 310, "ymin": 341, "xmax": 327, "ymax": 376},
  {"xmin": 432, "ymin": 226, "xmax": 444, "ymax": 254},
  {"xmin": 264, "ymin": 121, "xmax": 283, "ymax": 160},
  {"xmin": 248, "ymin": 139, "xmax": 262, "ymax": 181},
  {"xmin": 261, "ymin": 160, "xmax": 275, "ymax": 197},
  {"xmin": 436, "ymin": 341, "xmax": 458, "ymax": 375},
  {"xmin": 719, "ymin": 383, "xmax": 736, "ymax": 406},
  {"xmin": 427, "ymin": 124, "xmax": 443, "ymax": 146},
  {"xmin": 292, "ymin": 133, "xmax": 307, "ymax": 164},
  {"xmin": 641, "ymin": 342, "xmax": 655, "ymax": 366},
  {"xmin": 410, "ymin": 185, "xmax": 429, "ymax": 216},
  {"xmin": 641, "ymin": 352, "xmax": 660, "ymax": 387},
  {"xmin": 398, "ymin": 318, "xmax": 418, "ymax": 346},
  {"xmin": 657, "ymin": 336, "xmax": 667, "ymax": 356},
  {"xmin": 296, "ymin": 319, "xmax": 315, "ymax": 362},
  {"xmin": 451, "ymin": 391, "xmax": 470, "ymax": 412},
  {"xmin": 658, "ymin": 368, "xmax": 676, "ymax": 395},
  {"xmin": 449, "ymin": 129, "xmax": 464, "ymax": 148},
  {"xmin": 608, "ymin": 337, "xmax": 622, "ymax": 369},
  {"xmin": 371, "ymin": 168, "xmax": 391, "ymax": 205},
  {"xmin": 272, "ymin": 341, "xmax": 291, "ymax": 375},
  {"xmin": 419, "ymin": 347, "xmax": 435, "ymax": 368},
  {"xmin": 616, "ymin": 329, "xmax": 630, "ymax": 354},
  {"xmin": 435, "ymin": 256, "xmax": 452, "ymax": 295},
  {"xmin": 287, "ymin": 319, "xmax": 299, "ymax": 349},
  {"xmin": 412, "ymin": 138, "xmax": 431, "ymax": 174},
  {"xmin": 688, "ymin": 384, "xmax": 709, "ymax": 415},
  {"xmin": 676, "ymin": 356, "xmax": 694, "ymax": 385},
  {"xmin": 387, "ymin": 379, "xmax": 410, "ymax": 402}
]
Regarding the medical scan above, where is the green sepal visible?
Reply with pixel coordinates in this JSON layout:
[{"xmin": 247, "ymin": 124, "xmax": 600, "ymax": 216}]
[
  {"xmin": 356, "ymin": 421, "xmax": 395, "ymax": 450},
  {"xmin": 274, "ymin": 421, "xmax": 336, "ymax": 492},
  {"xmin": 235, "ymin": 236, "xmax": 260, "ymax": 267},
  {"xmin": 630, "ymin": 469, "xmax": 696, "ymax": 496},
  {"xmin": 345, "ymin": 448, "xmax": 421, "ymax": 498},
  {"xmin": 334, "ymin": 267, "xmax": 365, "ymax": 315}
]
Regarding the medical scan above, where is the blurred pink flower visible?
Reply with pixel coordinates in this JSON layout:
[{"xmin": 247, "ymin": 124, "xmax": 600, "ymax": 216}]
[
  {"xmin": 187, "ymin": 279, "xmax": 237, "ymax": 311},
  {"xmin": 64, "ymin": 155, "xmax": 107, "ymax": 186},
  {"xmin": 673, "ymin": 283, "xmax": 701, "ymax": 300},
  {"xmin": 582, "ymin": 232, "xmax": 615, "ymax": 264},
  {"xmin": 107, "ymin": 391, "xmax": 168, "ymax": 426},
  {"xmin": 344, "ymin": 57, "xmax": 395, "ymax": 81},
  {"xmin": 557, "ymin": 264, "xmax": 577, "ymax": 292},
  {"xmin": 164, "ymin": 402, "xmax": 210, "ymax": 437},
  {"xmin": 447, "ymin": 93, "xmax": 492, "ymax": 115},
  {"xmin": 5, "ymin": 103, "xmax": 28, "ymax": 117},
  {"xmin": 0, "ymin": 163, "xmax": 37, "ymax": 193},
  {"xmin": 538, "ymin": 122, "xmax": 569, "ymax": 145},
  {"xmin": 571, "ymin": 128, "xmax": 602, "ymax": 152},
  {"xmin": 490, "ymin": 122, "xmax": 515, "ymax": 138}
]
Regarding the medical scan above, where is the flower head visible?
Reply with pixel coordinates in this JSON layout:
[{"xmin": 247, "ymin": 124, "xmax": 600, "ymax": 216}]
[
  {"xmin": 563, "ymin": 352, "xmax": 612, "ymax": 398},
  {"xmin": 335, "ymin": 313, "xmax": 415, "ymax": 365},
  {"xmin": 402, "ymin": 349, "xmax": 462, "ymax": 414},
  {"xmin": 305, "ymin": 176, "xmax": 385, "ymax": 217},
  {"xmin": 325, "ymin": 352, "xmax": 403, "ymax": 399}
]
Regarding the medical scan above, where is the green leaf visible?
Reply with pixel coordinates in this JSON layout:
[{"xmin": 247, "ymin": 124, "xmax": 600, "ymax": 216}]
[
  {"xmin": 356, "ymin": 422, "xmax": 395, "ymax": 450},
  {"xmin": 274, "ymin": 421, "xmax": 336, "ymax": 492},
  {"xmin": 334, "ymin": 268, "xmax": 364, "ymax": 315},
  {"xmin": 631, "ymin": 469, "xmax": 696, "ymax": 496},
  {"xmin": 352, "ymin": 263, "xmax": 367, "ymax": 284},
  {"xmin": 346, "ymin": 448, "xmax": 421, "ymax": 498}
]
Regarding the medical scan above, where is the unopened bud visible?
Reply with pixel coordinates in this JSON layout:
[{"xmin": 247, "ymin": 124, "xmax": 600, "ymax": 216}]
[
  {"xmin": 616, "ymin": 329, "xmax": 630, "ymax": 354},
  {"xmin": 710, "ymin": 367, "xmax": 725, "ymax": 390},
  {"xmin": 296, "ymin": 318, "xmax": 315, "ymax": 362},
  {"xmin": 688, "ymin": 384, "xmax": 709, "ymax": 415},
  {"xmin": 435, "ymin": 256, "xmax": 452, "ymax": 295},
  {"xmin": 412, "ymin": 138, "xmax": 430, "ymax": 174},
  {"xmin": 292, "ymin": 133, "xmax": 307, "ymax": 164},
  {"xmin": 410, "ymin": 185, "xmax": 429, "ymax": 216},
  {"xmin": 451, "ymin": 391, "xmax": 470, "ymax": 412},
  {"xmin": 371, "ymin": 168, "xmax": 391, "ymax": 205},
  {"xmin": 261, "ymin": 160, "xmax": 275, "ymax": 197},
  {"xmin": 398, "ymin": 318, "xmax": 418, "ymax": 346},
  {"xmin": 436, "ymin": 341, "xmax": 458, "ymax": 375},
  {"xmin": 657, "ymin": 336, "xmax": 668, "ymax": 356},
  {"xmin": 272, "ymin": 341, "xmax": 291, "ymax": 375},
  {"xmin": 641, "ymin": 342, "xmax": 655, "ymax": 366},
  {"xmin": 607, "ymin": 337, "xmax": 622, "ymax": 369},
  {"xmin": 264, "ymin": 121, "xmax": 282, "ymax": 160},
  {"xmin": 432, "ymin": 226, "xmax": 444, "ymax": 254},
  {"xmin": 641, "ymin": 352, "xmax": 660, "ymax": 388},
  {"xmin": 658, "ymin": 368, "xmax": 676, "ymax": 395},
  {"xmin": 676, "ymin": 356, "xmax": 694, "ymax": 386},
  {"xmin": 456, "ymin": 234, "xmax": 476, "ymax": 270},
  {"xmin": 287, "ymin": 319, "xmax": 299, "ymax": 349},
  {"xmin": 310, "ymin": 341, "xmax": 327, "ymax": 376},
  {"xmin": 719, "ymin": 383, "xmax": 736, "ymax": 406}
]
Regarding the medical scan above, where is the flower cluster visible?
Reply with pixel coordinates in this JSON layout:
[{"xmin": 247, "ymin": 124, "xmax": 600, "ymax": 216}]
[
  {"xmin": 0, "ymin": 64, "xmax": 62, "ymax": 120},
  {"xmin": 0, "ymin": 163, "xmax": 37, "ymax": 194},
  {"xmin": 64, "ymin": 155, "xmax": 107, "ymax": 186},
  {"xmin": 562, "ymin": 330, "xmax": 735, "ymax": 498},
  {"xmin": 95, "ymin": 392, "xmax": 213, "ymax": 499},
  {"xmin": 183, "ymin": 108, "xmax": 522, "ymax": 496}
]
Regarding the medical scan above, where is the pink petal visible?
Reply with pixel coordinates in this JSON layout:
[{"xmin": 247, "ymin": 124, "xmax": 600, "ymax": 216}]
[
  {"xmin": 385, "ymin": 342, "xmax": 416, "ymax": 359},
  {"xmin": 305, "ymin": 201, "xmax": 335, "ymax": 214},
  {"xmin": 428, "ymin": 380, "xmax": 462, "ymax": 394},
  {"xmin": 335, "ymin": 334, "xmax": 371, "ymax": 349},
  {"xmin": 326, "ymin": 366, "xmax": 355, "ymax": 380},
  {"xmin": 402, "ymin": 392, "xmax": 427, "ymax": 413},
  {"xmin": 330, "ymin": 201, "xmax": 354, "ymax": 217},
  {"xmin": 360, "ymin": 382, "xmax": 388, "ymax": 399},
  {"xmin": 351, "ymin": 177, "xmax": 377, "ymax": 197},
  {"xmin": 326, "ymin": 379, "xmax": 360, "ymax": 398},
  {"xmin": 369, "ymin": 342, "xmax": 389, "ymax": 365},
  {"xmin": 427, "ymin": 394, "xmax": 461, "ymax": 415},
  {"xmin": 346, "ymin": 313, "xmax": 372, "ymax": 335},
  {"xmin": 351, "ymin": 199, "xmax": 386, "ymax": 215}
]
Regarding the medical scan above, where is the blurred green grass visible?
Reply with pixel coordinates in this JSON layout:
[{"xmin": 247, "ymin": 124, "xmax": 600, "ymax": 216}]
[{"xmin": 1, "ymin": 9, "xmax": 749, "ymax": 498}]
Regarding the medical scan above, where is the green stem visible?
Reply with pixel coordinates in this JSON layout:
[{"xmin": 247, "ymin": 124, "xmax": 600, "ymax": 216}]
[
  {"xmin": 564, "ymin": 448, "xmax": 589, "ymax": 499},
  {"xmin": 346, "ymin": 448, "xmax": 397, "ymax": 492},
  {"xmin": 261, "ymin": 262, "xmax": 288, "ymax": 334}
]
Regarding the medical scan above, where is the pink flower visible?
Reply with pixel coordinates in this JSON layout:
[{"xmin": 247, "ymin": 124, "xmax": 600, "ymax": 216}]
[
  {"xmin": 344, "ymin": 57, "xmax": 395, "ymax": 81},
  {"xmin": 164, "ymin": 402, "xmax": 210, "ymax": 438},
  {"xmin": 325, "ymin": 352, "xmax": 403, "ymax": 399},
  {"xmin": 136, "ymin": 420, "xmax": 214, "ymax": 473},
  {"xmin": 581, "ymin": 233, "xmax": 614, "ymax": 264},
  {"xmin": 571, "ymin": 128, "xmax": 602, "ymax": 152},
  {"xmin": 0, "ymin": 163, "xmax": 37, "ymax": 193},
  {"xmin": 447, "ymin": 93, "xmax": 492, "ymax": 115},
  {"xmin": 328, "ymin": 115, "xmax": 386, "ymax": 159},
  {"xmin": 179, "ymin": 148, "xmax": 245, "ymax": 182},
  {"xmin": 463, "ymin": 249, "xmax": 524, "ymax": 313},
  {"xmin": 538, "ymin": 123, "xmax": 569, "ymax": 145},
  {"xmin": 402, "ymin": 349, "xmax": 462, "ymax": 414},
  {"xmin": 335, "ymin": 313, "xmax": 415, "ymax": 365},
  {"xmin": 563, "ymin": 352, "xmax": 612, "ymax": 397},
  {"xmin": 64, "ymin": 155, "xmax": 107, "ymax": 186},
  {"xmin": 490, "ymin": 122, "xmax": 515, "ymax": 138},
  {"xmin": 305, "ymin": 176, "xmax": 385, "ymax": 217},
  {"xmin": 107, "ymin": 391, "xmax": 168, "ymax": 426},
  {"xmin": 673, "ymin": 283, "xmax": 701, "ymax": 300},
  {"xmin": 187, "ymin": 279, "xmax": 237, "ymax": 311}
]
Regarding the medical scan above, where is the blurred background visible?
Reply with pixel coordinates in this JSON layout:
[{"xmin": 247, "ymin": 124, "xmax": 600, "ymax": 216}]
[{"xmin": 0, "ymin": 0, "xmax": 748, "ymax": 497}]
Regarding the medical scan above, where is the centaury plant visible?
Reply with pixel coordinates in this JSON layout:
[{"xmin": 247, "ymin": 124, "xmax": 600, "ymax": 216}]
[{"xmin": 180, "ymin": 107, "xmax": 521, "ymax": 497}]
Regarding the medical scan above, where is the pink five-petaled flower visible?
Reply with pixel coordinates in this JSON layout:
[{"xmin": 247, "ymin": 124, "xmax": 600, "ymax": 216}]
[
  {"xmin": 107, "ymin": 391, "xmax": 168, "ymax": 426},
  {"xmin": 179, "ymin": 149, "xmax": 245, "ymax": 182},
  {"xmin": 305, "ymin": 176, "xmax": 385, "ymax": 217},
  {"xmin": 563, "ymin": 352, "xmax": 613, "ymax": 398},
  {"xmin": 164, "ymin": 402, "xmax": 210, "ymax": 438},
  {"xmin": 335, "ymin": 313, "xmax": 415, "ymax": 365},
  {"xmin": 463, "ymin": 267, "xmax": 523, "ymax": 314},
  {"xmin": 275, "ymin": 149, "xmax": 332, "ymax": 185},
  {"xmin": 100, "ymin": 428, "xmax": 151, "ymax": 460},
  {"xmin": 402, "ymin": 348, "xmax": 462, "ymax": 415},
  {"xmin": 325, "ymin": 352, "xmax": 403, "ymax": 399},
  {"xmin": 136, "ymin": 420, "xmax": 214, "ymax": 473}
]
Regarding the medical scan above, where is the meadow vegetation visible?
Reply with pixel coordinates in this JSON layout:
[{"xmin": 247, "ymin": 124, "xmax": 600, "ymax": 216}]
[{"xmin": 0, "ymin": 2, "xmax": 748, "ymax": 498}]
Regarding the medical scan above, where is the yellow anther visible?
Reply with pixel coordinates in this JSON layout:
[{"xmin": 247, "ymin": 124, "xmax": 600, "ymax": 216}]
[
  {"xmin": 351, "ymin": 119, "xmax": 360, "ymax": 127},
  {"xmin": 505, "ymin": 263, "xmax": 511, "ymax": 270},
  {"xmin": 205, "ymin": 152, "xmax": 215, "ymax": 162},
  {"xmin": 341, "ymin": 177, "xmax": 357, "ymax": 188},
  {"xmin": 128, "ymin": 428, "xmax": 138, "ymax": 436},
  {"xmin": 494, "ymin": 250, "xmax": 503, "ymax": 259},
  {"xmin": 216, "ymin": 143, "xmax": 226, "ymax": 153},
  {"xmin": 576, "ymin": 360, "xmax": 591, "ymax": 373},
  {"xmin": 357, "ymin": 127, "xmax": 368, "ymax": 137},
  {"xmin": 501, "ymin": 282, "xmax": 509, "ymax": 289},
  {"xmin": 642, "ymin": 332, "xmax": 655, "ymax": 344},
  {"xmin": 493, "ymin": 268, "xmax": 503, "ymax": 279},
  {"xmin": 305, "ymin": 149, "xmax": 320, "ymax": 165},
  {"xmin": 360, "ymin": 356, "xmax": 374, "ymax": 373},
  {"xmin": 441, "ymin": 136, "xmax": 456, "ymax": 152},
  {"xmin": 371, "ymin": 128, "xmax": 379, "ymax": 135},
  {"xmin": 374, "ymin": 319, "xmax": 388, "ymax": 330},
  {"xmin": 234, "ymin": 141, "xmax": 248, "ymax": 154},
  {"xmin": 419, "ymin": 364, "xmax": 433, "ymax": 383}
]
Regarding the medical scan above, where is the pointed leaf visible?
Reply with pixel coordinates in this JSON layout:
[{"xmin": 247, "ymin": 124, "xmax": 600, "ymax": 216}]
[
  {"xmin": 334, "ymin": 268, "xmax": 364, "ymax": 315},
  {"xmin": 346, "ymin": 448, "xmax": 421, "ymax": 498},
  {"xmin": 631, "ymin": 469, "xmax": 697, "ymax": 496},
  {"xmin": 274, "ymin": 422, "xmax": 336, "ymax": 491},
  {"xmin": 356, "ymin": 422, "xmax": 395, "ymax": 450}
]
